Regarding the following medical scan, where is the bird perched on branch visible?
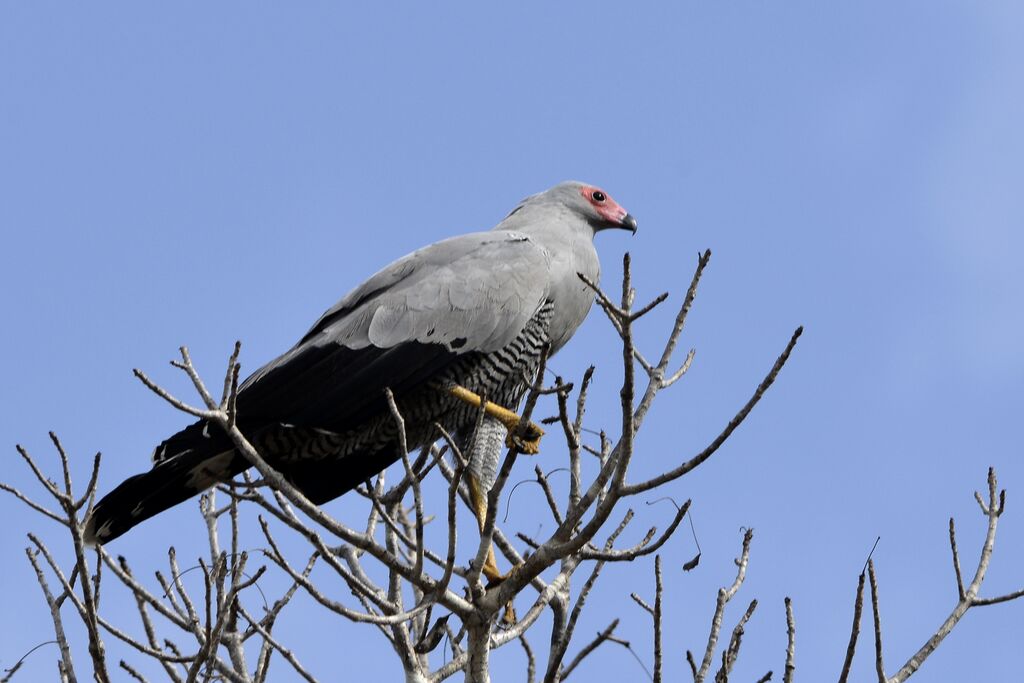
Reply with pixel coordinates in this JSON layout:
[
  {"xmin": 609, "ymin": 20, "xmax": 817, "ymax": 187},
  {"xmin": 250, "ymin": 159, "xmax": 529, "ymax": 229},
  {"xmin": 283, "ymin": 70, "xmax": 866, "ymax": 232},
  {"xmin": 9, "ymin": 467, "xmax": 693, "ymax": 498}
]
[{"xmin": 84, "ymin": 181, "xmax": 636, "ymax": 579}]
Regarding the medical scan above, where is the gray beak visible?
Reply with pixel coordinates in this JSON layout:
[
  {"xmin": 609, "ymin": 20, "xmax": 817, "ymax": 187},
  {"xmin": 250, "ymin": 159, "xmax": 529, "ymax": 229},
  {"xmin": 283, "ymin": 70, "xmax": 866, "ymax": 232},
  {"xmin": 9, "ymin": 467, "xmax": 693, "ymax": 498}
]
[{"xmin": 621, "ymin": 213, "xmax": 638, "ymax": 234}]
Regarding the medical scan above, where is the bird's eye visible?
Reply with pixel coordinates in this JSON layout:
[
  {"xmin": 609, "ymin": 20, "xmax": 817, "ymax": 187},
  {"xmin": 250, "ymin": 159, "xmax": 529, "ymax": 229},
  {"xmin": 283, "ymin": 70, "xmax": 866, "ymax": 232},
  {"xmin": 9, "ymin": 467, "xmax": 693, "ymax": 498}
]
[{"xmin": 592, "ymin": 191, "xmax": 606, "ymax": 203}]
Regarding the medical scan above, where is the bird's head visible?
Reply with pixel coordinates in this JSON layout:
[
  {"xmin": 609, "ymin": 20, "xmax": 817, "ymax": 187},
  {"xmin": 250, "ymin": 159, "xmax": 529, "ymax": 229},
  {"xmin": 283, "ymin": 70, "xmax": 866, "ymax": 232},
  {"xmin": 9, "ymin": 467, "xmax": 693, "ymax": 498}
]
[
  {"xmin": 505, "ymin": 181, "xmax": 637, "ymax": 235},
  {"xmin": 551, "ymin": 180, "xmax": 637, "ymax": 234}
]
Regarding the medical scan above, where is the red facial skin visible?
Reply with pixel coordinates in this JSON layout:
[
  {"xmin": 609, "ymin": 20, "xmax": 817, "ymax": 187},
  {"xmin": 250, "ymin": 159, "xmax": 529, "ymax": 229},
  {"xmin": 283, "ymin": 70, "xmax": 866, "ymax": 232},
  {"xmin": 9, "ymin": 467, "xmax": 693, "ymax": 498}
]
[{"xmin": 579, "ymin": 185, "xmax": 630, "ymax": 226}]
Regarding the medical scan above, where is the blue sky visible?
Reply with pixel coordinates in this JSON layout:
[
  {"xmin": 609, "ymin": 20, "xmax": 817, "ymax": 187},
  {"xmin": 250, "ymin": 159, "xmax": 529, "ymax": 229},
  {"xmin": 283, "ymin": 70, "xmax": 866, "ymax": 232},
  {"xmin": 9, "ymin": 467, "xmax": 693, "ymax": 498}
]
[{"xmin": 2, "ymin": 3, "xmax": 1022, "ymax": 680}]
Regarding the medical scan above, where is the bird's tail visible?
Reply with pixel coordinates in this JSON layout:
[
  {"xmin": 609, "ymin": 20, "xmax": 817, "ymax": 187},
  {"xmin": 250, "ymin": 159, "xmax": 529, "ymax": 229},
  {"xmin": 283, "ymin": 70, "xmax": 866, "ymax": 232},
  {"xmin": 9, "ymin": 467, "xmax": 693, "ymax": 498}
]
[{"xmin": 83, "ymin": 440, "xmax": 247, "ymax": 545}]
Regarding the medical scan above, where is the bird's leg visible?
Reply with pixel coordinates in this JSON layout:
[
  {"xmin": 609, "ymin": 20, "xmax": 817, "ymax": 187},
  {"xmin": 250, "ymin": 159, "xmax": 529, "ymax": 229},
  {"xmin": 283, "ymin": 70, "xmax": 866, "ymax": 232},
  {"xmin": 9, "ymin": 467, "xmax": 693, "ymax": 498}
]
[
  {"xmin": 469, "ymin": 473, "xmax": 518, "ymax": 625},
  {"xmin": 448, "ymin": 385, "xmax": 545, "ymax": 454},
  {"xmin": 469, "ymin": 473, "xmax": 505, "ymax": 583}
]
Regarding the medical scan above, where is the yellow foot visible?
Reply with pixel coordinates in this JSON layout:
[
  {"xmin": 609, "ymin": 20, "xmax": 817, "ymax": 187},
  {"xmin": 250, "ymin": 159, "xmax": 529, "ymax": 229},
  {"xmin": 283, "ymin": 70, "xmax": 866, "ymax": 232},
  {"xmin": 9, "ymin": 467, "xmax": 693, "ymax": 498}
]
[
  {"xmin": 482, "ymin": 550, "xmax": 506, "ymax": 583},
  {"xmin": 469, "ymin": 472, "xmax": 523, "ymax": 591},
  {"xmin": 448, "ymin": 385, "xmax": 545, "ymax": 454},
  {"xmin": 484, "ymin": 560, "xmax": 523, "ymax": 586},
  {"xmin": 507, "ymin": 431, "xmax": 542, "ymax": 456},
  {"xmin": 501, "ymin": 599, "xmax": 518, "ymax": 627},
  {"xmin": 484, "ymin": 562, "xmax": 521, "ymax": 627}
]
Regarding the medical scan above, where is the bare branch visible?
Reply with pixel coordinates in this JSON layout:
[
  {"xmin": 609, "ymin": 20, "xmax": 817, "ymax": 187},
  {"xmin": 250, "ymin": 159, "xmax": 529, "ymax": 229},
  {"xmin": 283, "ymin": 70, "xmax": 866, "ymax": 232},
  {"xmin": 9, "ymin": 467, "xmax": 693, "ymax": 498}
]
[
  {"xmin": 119, "ymin": 660, "xmax": 150, "ymax": 682},
  {"xmin": 948, "ymin": 518, "xmax": 965, "ymax": 601},
  {"xmin": 173, "ymin": 346, "xmax": 220, "ymax": 410},
  {"xmin": 623, "ymin": 328, "xmax": 802, "ymax": 496},
  {"xmin": 25, "ymin": 548, "xmax": 77, "ymax": 681},
  {"xmin": 533, "ymin": 465, "xmax": 566, "ymax": 526},
  {"xmin": 75, "ymin": 452, "xmax": 103, "ymax": 512},
  {"xmin": 133, "ymin": 367, "xmax": 216, "ymax": 420},
  {"xmin": 714, "ymin": 598, "xmax": 757, "ymax": 683},
  {"xmin": 580, "ymin": 499, "xmax": 691, "ymax": 562},
  {"xmin": 546, "ymin": 509, "xmax": 635, "ymax": 681},
  {"xmin": 783, "ymin": 597, "xmax": 795, "ymax": 683},
  {"xmin": 629, "ymin": 291, "xmax": 670, "ymax": 322},
  {"xmin": 653, "ymin": 250, "xmax": 711, "ymax": 379},
  {"xmin": 0, "ymin": 482, "xmax": 68, "ymax": 525},
  {"xmin": 971, "ymin": 588, "xmax": 1024, "ymax": 607},
  {"xmin": 653, "ymin": 556, "xmax": 663, "ymax": 683},
  {"xmin": 14, "ymin": 444, "xmax": 65, "ymax": 502},
  {"xmin": 696, "ymin": 529, "xmax": 753, "ymax": 683},
  {"xmin": 868, "ymin": 560, "xmax": 885, "ymax": 683},
  {"xmin": 630, "ymin": 592, "xmax": 654, "ymax": 617},
  {"xmin": 1, "ymin": 641, "xmax": 58, "ymax": 683},
  {"xmin": 559, "ymin": 619, "xmax": 620, "ymax": 681},
  {"xmin": 837, "ymin": 571, "xmax": 865, "ymax": 683},
  {"xmin": 520, "ymin": 635, "xmax": 537, "ymax": 683},
  {"xmin": 661, "ymin": 348, "xmax": 696, "ymax": 389},
  {"xmin": 386, "ymin": 389, "xmax": 425, "ymax": 578},
  {"xmin": 236, "ymin": 602, "xmax": 319, "ymax": 683},
  {"xmin": 120, "ymin": 558, "xmax": 186, "ymax": 682},
  {"xmin": 888, "ymin": 469, "xmax": 1018, "ymax": 683}
]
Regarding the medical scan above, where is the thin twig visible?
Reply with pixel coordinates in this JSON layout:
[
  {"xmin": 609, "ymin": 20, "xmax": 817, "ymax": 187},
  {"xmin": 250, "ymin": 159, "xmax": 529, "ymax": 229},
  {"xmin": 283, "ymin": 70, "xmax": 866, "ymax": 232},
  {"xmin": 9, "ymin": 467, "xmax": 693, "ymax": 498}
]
[
  {"xmin": 623, "ymin": 327, "xmax": 802, "ymax": 496},
  {"xmin": 837, "ymin": 571, "xmax": 865, "ymax": 683},
  {"xmin": 654, "ymin": 556, "xmax": 663, "ymax": 683},
  {"xmin": 696, "ymin": 529, "xmax": 753, "ymax": 683},
  {"xmin": 948, "ymin": 518, "xmax": 965, "ymax": 601},
  {"xmin": 714, "ymin": 598, "xmax": 756, "ymax": 683},
  {"xmin": 559, "ymin": 619, "xmax": 620, "ymax": 681},
  {"xmin": 783, "ymin": 597, "xmax": 795, "ymax": 683},
  {"xmin": 868, "ymin": 560, "xmax": 885, "ymax": 683},
  {"xmin": 25, "ymin": 548, "xmax": 77, "ymax": 682}
]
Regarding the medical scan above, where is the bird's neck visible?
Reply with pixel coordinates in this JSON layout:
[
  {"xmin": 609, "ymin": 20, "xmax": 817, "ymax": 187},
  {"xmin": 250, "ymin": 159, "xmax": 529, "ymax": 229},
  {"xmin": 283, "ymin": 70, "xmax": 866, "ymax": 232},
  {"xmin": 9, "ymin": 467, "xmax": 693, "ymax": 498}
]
[{"xmin": 493, "ymin": 205, "xmax": 595, "ymax": 243}]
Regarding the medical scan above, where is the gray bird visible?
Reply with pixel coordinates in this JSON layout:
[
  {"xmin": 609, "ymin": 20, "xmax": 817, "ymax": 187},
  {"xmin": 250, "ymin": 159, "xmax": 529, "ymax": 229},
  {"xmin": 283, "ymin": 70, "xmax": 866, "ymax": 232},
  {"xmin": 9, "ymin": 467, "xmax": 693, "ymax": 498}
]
[{"xmin": 84, "ymin": 181, "xmax": 636, "ymax": 578}]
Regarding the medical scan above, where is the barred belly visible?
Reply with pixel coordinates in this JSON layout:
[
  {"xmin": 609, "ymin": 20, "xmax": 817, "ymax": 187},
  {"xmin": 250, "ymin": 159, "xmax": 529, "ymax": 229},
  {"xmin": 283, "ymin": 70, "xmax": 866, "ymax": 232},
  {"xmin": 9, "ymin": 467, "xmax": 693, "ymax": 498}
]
[{"xmin": 252, "ymin": 301, "xmax": 554, "ymax": 492}]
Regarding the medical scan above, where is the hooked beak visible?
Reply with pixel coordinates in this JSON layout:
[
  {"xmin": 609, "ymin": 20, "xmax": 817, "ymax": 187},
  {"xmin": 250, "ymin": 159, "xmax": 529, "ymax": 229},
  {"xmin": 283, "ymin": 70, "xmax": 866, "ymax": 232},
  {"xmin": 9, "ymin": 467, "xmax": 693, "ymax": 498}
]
[{"xmin": 620, "ymin": 213, "xmax": 638, "ymax": 234}]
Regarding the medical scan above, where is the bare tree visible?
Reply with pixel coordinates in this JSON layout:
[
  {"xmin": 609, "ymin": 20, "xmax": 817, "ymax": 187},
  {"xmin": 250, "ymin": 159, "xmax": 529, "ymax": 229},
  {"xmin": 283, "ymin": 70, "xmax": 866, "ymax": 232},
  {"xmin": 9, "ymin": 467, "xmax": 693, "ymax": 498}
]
[{"xmin": 3, "ymin": 253, "xmax": 1020, "ymax": 682}]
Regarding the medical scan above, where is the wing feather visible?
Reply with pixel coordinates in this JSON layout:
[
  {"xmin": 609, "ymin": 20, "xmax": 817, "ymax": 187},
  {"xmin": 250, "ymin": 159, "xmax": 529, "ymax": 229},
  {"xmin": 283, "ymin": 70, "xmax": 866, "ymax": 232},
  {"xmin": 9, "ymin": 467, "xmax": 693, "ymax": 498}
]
[{"xmin": 235, "ymin": 231, "xmax": 550, "ymax": 431}]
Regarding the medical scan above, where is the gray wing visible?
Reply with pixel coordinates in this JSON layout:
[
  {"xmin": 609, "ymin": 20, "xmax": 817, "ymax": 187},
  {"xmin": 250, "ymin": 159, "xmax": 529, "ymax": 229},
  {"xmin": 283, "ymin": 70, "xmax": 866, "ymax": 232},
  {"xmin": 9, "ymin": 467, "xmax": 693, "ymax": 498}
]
[{"xmin": 234, "ymin": 230, "xmax": 551, "ymax": 431}]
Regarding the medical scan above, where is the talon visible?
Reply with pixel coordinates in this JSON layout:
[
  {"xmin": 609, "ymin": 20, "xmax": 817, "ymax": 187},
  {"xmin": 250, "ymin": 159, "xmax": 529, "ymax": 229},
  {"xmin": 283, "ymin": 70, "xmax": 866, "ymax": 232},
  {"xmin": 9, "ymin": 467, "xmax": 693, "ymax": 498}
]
[
  {"xmin": 507, "ymin": 432, "xmax": 542, "ymax": 455},
  {"xmin": 485, "ymin": 564, "xmax": 520, "ymax": 625},
  {"xmin": 482, "ymin": 552, "xmax": 507, "ymax": 583},
  {"xmin": 501, "ymin": 598, "xmax": 518, "ymax": 626},
  {"xmin": 448, "ymin": 385, "xmax": 545, "ymax": 454},
  {"xmin": 484, "ymin": 560, "xmax": 523, "ymax": 586}
]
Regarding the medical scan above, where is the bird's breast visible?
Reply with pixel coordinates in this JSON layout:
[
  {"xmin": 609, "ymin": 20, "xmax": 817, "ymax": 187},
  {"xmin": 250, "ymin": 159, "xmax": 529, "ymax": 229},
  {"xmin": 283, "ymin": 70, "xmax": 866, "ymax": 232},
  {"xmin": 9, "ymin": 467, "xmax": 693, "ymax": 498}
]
[{"xmin": 544, "ymin": 236, "xmax": 601, "ymax": 354}]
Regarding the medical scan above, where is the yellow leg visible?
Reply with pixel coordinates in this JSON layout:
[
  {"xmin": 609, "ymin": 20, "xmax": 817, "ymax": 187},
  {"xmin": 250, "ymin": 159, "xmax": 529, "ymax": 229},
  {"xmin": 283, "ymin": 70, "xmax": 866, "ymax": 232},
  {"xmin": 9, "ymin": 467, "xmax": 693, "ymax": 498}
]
[
  {"xmin": 469, "ymin": 473, "xmax": 519, "ymax": 625},
  {"xmin": 469, "ymin": 474, "xmax": 504, "ymax": 582},
  {"xmin": 448, "ymin": 385, "xmax": 545, "ymax": 455}
]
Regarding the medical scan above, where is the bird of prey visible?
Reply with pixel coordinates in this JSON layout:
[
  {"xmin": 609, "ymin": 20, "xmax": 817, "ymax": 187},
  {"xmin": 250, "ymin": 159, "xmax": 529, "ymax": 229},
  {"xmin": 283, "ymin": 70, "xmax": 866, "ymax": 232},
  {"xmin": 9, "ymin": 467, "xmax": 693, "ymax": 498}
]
[{"xmin": 84, "ymin": 181, "xmax": 636, "ymax": 578}]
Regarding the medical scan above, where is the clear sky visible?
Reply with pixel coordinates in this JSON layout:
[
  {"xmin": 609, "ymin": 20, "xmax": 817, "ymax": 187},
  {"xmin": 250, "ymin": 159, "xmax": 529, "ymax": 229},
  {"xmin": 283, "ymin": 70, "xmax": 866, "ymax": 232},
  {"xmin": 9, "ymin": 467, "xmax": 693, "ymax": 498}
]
[{"xmin": 2, "ymin": 3, "xmax": 1022, "ymax": 681}]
